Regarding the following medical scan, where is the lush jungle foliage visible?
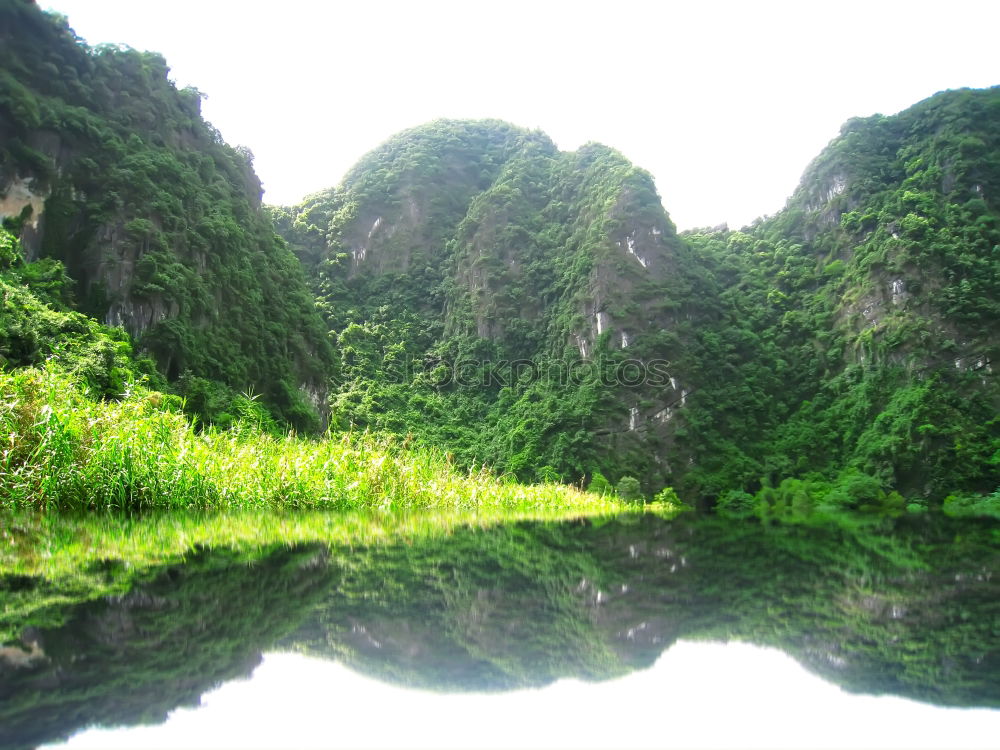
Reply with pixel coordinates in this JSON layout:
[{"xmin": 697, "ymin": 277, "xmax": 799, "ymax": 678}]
[
  {"xmin": 0, "ymin": 227, "xmax": 158, "ymax": 395},
  {"xmin": 0, "ymin": 359, "xmax": 637, "ymax": 513},
  {"xmin": 0, "ymin": 227, "xmax": 633, "ymax": 514},
  {"xmin": 680, "ymin": 87, "xmax": 1000, "ymax": 508},
  {"xmin": 1, "ymin": 0, "xmax": 997, "ymax": 512},
  {"xmin": 275, "ymin": 92, "xmax": 999, "ymax": 509},
  {"xmin": 0, "ymin": 0, "xmax": 334, "ymax": 429},
  {"xmin": 272, "ymin": 120, "xmax": 698, "ymax": 493}
]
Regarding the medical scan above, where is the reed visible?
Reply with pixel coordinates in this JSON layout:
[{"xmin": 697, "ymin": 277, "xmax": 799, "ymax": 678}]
[{"xmin": 0, "ymin": 364, "xmax": 636, "ymax": 514}]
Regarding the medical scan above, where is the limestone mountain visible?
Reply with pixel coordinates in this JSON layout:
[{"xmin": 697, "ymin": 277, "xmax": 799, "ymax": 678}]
[
  {"xmin": 276, "ymin": 89, "xmax": 999, "ymax": 505},
  {"xmin": 273, "ymin": 120, "xmax": 702, "ymax": 489},
  {"xmin": 1, "ymin": 0, "xmax": 997, "ymax": 506},
  {"xmin": 682, "ymin": 86, "xmax": 1000, "ymax": 504},
  {"xmin": 0, "ymin": 0, "xmax": 334, "ymax": 428}
]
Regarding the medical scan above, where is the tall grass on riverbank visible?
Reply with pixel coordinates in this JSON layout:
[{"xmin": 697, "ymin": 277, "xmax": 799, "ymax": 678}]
[{"xmin": 0, "ymin": 365, "xmax": 631, "ymax": 513}]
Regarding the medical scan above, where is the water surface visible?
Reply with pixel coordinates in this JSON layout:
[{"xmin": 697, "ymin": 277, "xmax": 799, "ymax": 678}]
[{"xmin": 2, "ymin": 511, "xmax": 998, "ymax": 749}]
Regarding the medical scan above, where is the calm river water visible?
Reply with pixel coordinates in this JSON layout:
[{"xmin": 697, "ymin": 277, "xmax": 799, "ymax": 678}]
[{"xmin": 2, "ymin": 511, "xmax": 997, "ymax": 749}]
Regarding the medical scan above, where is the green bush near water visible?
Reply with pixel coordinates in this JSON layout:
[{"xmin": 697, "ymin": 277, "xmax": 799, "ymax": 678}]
[{"xmin": 943, "ymin": 490, "xmax": 1000, "ymax": 519}]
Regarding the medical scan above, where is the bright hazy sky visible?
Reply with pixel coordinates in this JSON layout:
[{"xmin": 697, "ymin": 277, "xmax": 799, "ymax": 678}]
[
  {"xmin": 41, "ymin": 0, "xmax": 1000, "ymax": 230},
  {"xmin": 46, "ymin": 641, "xmax": 1000, "ymax": 749}
]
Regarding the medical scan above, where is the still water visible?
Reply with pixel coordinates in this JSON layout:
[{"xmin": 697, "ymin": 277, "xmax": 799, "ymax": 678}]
[{"xmin": 2, "ymin": 511, "xmax": 998, "ymax": 749}]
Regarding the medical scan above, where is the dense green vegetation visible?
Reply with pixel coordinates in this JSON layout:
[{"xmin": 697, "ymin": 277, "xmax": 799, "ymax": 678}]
[
  {"xmin": 0, "ymin": 219, "xmax": 637, "ymax": 515},
  {"xmin": 1, "ymin": 0, "xmax": 997, "ymax": 513},
  {"xmin": 1, "ymin": 8, "xmax": 996, "ymax": 744},
  {"xmin": 274, "ymin": 90, "xmax": 999, "ymax": 509},
  {"xmin": 0, "ymin": 227, "xmax": 157, "ymax": 396},
  {"xmin": 0, "ymin": 360, "xmax": 637, "ymax": 513},
  {"xmin": 273, "ymin": 120, "xmax": 698, "ymax": 492},
  {"xmin": 1, "ymin": 510, "xmax": 997, "ymax": 748},
  {"xmin": 679, "ymin": 88, "xmax": 1000, "ymax": 507},
  {"xmin": 0, "ymin": 0, "xmax": 334, "ymax": 429}
]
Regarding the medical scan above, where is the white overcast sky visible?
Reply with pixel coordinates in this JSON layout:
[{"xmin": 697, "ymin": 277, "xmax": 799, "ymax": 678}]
[
  {"xmin": 41, "ymin": 0, "xmax": 1000, "ymax": 230},
  {"xmin": 46, "ymin": 643, "xmax": 1000, "ymax": 749}
]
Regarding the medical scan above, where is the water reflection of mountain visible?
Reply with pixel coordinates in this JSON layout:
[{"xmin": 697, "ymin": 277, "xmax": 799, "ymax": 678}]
[
  {"xmin": 1, "ymin": 515, "xmax": 998, "ymax": 749},
  {"xmin": 0, "ymin": 545, "xmax": 333, "ymax": 750},
  {"xmin": 287, "ymin": 515, "xmax": 1000, "ymax": 703}
]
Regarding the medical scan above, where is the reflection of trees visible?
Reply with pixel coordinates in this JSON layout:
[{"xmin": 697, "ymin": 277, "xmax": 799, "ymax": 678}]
[
  {"xmin": 1, "ymin": 515, "xmax": 998, "ymax": 749},
  {"xmin": 0, "ymin": 545, "xmax": 331, "ymax": 750},
  {"xmin": 292, "ymin": 515, "xmax": 1000, "ymax": 704}
]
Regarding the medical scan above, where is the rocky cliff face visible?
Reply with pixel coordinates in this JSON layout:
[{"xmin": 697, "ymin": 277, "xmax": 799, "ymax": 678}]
[
  {"xmin": 681, "ymin": 87, "xmax": 1000, "ymax": 499},
  {"xmin": 779, "ymin": 91, "xmax": 1000, "ymax": 371},
  {"xmin": 446, "ymin": 143, "xmax": 682, "ymax": 353},
  {"xmin": 276, "ymin": 120, "xmax": 705, "ymax": 488},
  {"xmin": 4, "ymin": 0, "xmax": 996, "ymax": 497},
  {"xmin": 0, "ymin": 1, "xmax": 334, "ymax": 428}
]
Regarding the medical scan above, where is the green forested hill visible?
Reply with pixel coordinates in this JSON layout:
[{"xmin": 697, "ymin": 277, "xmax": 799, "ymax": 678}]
[
  {"xmin": 1, "ymin": 0, "xmax": 996, "ymax": 509},
  {"xmin": 682, "ymin": 87, "xmax": 1000, "ymax": 510},
  {"xmin": 273, "ymin": 120, "xmax": 703, "ymax": 491},
  {"xmin": 276, "ymin": 91, "xmax": 999, "ymax": 509},
  {"xmin": 0, "ymin": 0, "xmax": 334, "ymax": 429}
]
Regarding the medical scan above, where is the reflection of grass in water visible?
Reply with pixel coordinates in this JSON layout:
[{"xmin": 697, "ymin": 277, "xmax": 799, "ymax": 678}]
[
  {"xmin": 0, "ymin": 506, "xmax": 959, "ymax": 646},
  {"xmin": 0, "ymin": 506, "xmax": 662, "ymax": 576},
  {"xmin": 0, "ymin": 365, "xmax": 648, "ymax": 514},
  {"xmin": 1, "ymin": 506, "xmax": 676, "ymax": 642},
  {"xmin": 291, "ymin": 518, "xmax": 634, "ymax": 691}
]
